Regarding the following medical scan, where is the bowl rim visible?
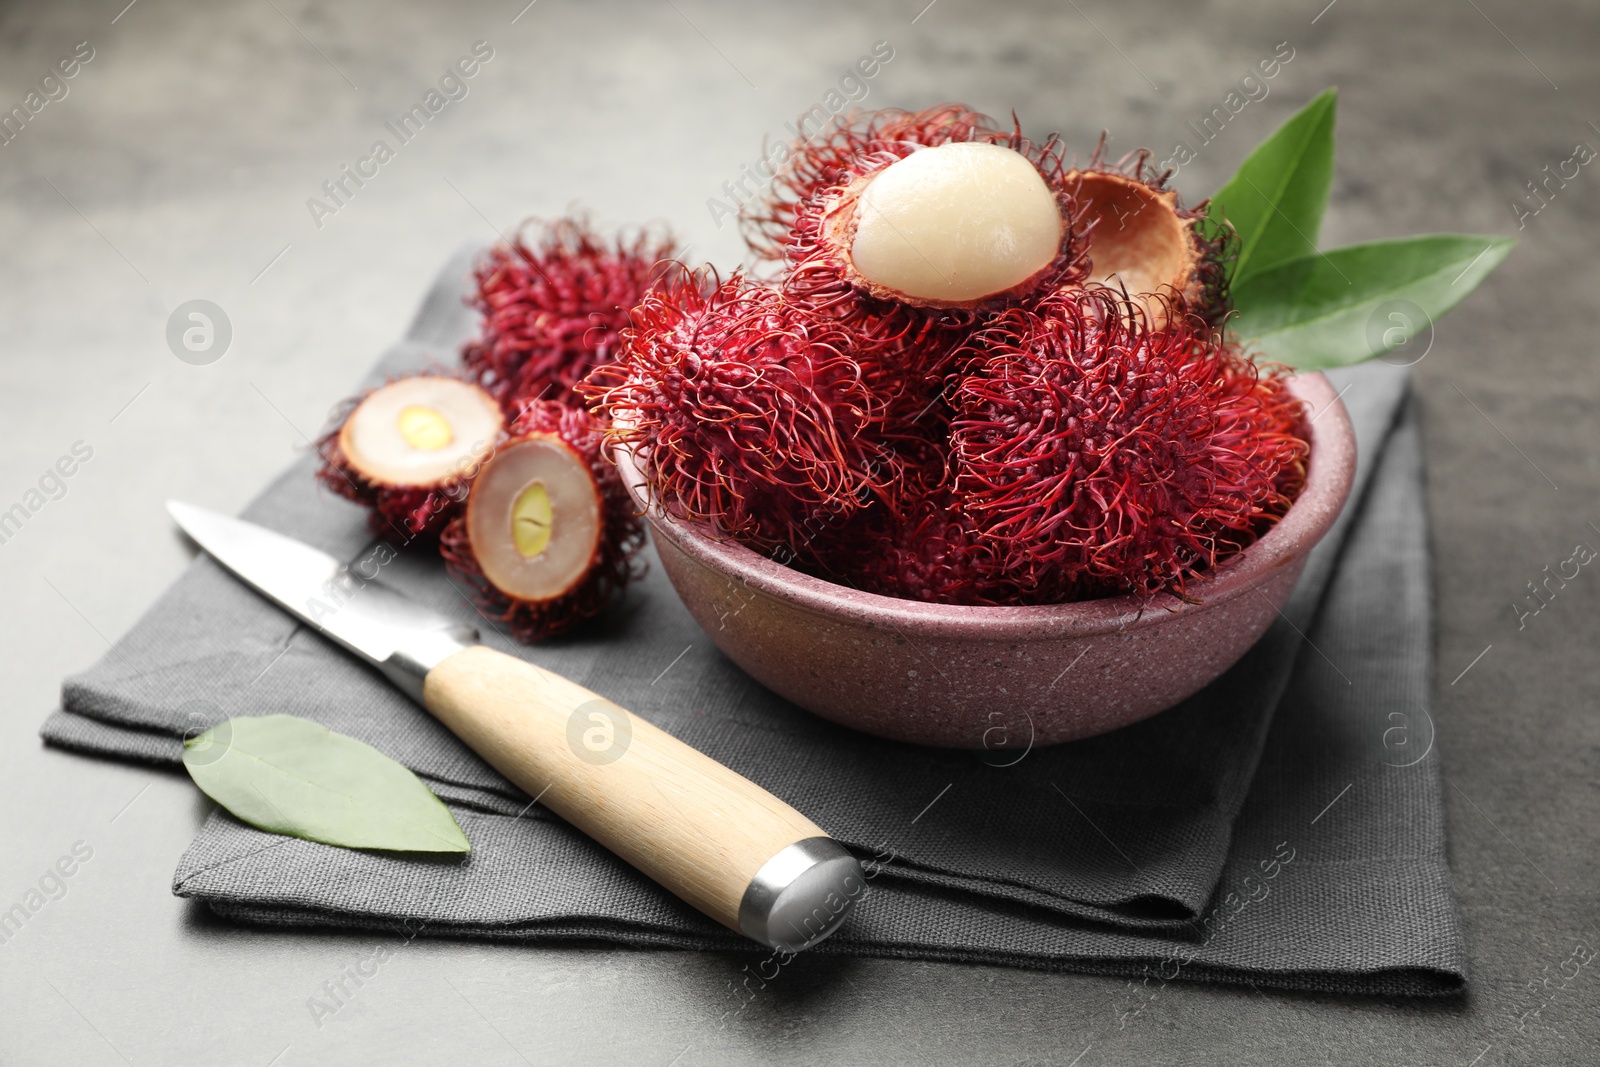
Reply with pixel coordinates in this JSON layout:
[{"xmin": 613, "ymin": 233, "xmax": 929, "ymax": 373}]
[{"xmin": 614, "ymin": 371, "xmax": 1356, "ymax": 637}]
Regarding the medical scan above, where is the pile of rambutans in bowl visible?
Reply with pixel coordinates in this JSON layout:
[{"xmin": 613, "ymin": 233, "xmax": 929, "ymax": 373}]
[{"xmin": 315, "ymin": 97, "xmax": 1507, "ymax": 749}]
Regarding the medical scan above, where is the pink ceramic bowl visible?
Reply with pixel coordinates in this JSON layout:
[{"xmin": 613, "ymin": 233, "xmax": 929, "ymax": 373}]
[{"xmin": 617, "ymin": 373, "xmax": 1355, "ymax": 749}]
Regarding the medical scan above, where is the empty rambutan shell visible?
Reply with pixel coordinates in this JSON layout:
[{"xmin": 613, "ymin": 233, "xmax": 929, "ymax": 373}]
[
  {"xmin": 461, "ymin": 216, "xmax": 679, "ymax": 412},
  {"xmin": 441, "ymin": 400, "xmax": 645, "ymax": 643},
  {"xmin": 1064, "ymin": 145, "xmax": 1231, "ymax": 327},
  {"xmin": 316, "ymin": 375, "xmax": 504, "ymax": 540},
  {"xmin": 582, "ymin": 269, "xmax": 913, "ymax": 558},
  {"xmin": 950, "ymin": 288, "xmax": 1308, "ymax": 601}
]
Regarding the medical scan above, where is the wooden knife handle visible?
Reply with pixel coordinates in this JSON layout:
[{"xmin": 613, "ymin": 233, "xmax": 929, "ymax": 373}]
[{"xmin": 421, "ymin": 644, "xmax": 863, "ymax": 950}]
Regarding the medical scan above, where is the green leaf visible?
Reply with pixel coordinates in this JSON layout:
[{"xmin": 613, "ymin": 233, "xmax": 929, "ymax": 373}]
[
  {"xmin": 1230, "ymin": 234, "xmax": 1514, "ymax": 370},
  {"xmin": 183, "ymin": 715, "xmax": 470, "ymax": 853},
  {"xmin": 1210, "ymin": 87, "xmax": 1338, "ymax": 285}
]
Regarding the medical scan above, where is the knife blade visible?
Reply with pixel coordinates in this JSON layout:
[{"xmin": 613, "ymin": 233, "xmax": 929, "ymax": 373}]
[{"xmin": 168, "ymin": 500, "xmax": 864, "ymax": 952}]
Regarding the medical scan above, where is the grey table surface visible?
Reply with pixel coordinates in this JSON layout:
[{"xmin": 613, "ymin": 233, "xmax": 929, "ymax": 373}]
[{"xmin": 2, "ymin": 1, "xmax": 1596, "ymax": 1064}]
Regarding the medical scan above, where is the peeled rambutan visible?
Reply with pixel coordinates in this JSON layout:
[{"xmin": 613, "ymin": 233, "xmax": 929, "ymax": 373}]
[
  {"xmin": 440, "ymin": 400, "xmax": 645, "ymax": 642},
  {"xmin": 460, "ymin": 216, "xmax": 679, "ymax": 411},
  {"xmin": 949, "ymin": 288, "xmax": 1308, "ymax": 601},
  {"xmin": 1063, "ymin": 140, "xmax": 1232, "ymax": 327},
  {"xmin": 741, "ymin": 103, "xmax": 1004, "ymax": 263},
  {"xmin": 581, "ymin": 269, "xmax": 911, "ymax": 558},
  {"xmin": 777, "ymin": 118, "xmax": 1090, "ymax": 385},
  {"xmin": 316, "ymin": 375, "xmax": 504, "ymax": 541}
]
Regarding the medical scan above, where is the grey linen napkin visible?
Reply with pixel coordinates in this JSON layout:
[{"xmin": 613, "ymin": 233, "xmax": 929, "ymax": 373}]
[{"xmin": 42, "ymin": 249, "xmax": 1464, "ymax": 996}]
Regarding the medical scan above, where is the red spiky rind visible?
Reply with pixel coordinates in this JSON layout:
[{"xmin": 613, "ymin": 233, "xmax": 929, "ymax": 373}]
[
  {"xmin": 741, "ymin": 103, "xmax": 1006, "ymax": 263},
  {"xmin": 580, "ymin": 268, "xmax": 915, "ymax": 558},
  {"xmin": 949, "ymin": 288, "xmax": 1309, "ymax": 602},
  {"xmin": 777, "ymin": 117, "xmax": 1092, "ymax": 383},
  {"xmin": 807, "ymin": 489, "xmax": 1036, "ymax": 606},
  {"xmin": 313, "ymin": 373, "xmax": 495, "ymax": 544},
  {"xmin": 1063, "ymin": 136, "xmax": 1236, "ymax": 327},
  {"xmin": 460, "ymin": 216, "xmax": 681, "ymax": 412},
  {"xmin": 439, "ymin": 400, "xmax": 647, "ymax": 643}
]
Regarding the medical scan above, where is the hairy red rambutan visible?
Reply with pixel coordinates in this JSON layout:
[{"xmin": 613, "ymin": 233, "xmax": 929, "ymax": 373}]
[
  {"xmin": 814, "ymin": 489, "xmax": 1032, "ymax": 606},
  {"xmin": 581, "ymin": 269, "xmax": 913, "ymax": 558},
  {"xmin": 460, "ymin": 216, "xmax": 679, "ymax": 411},
  {"xmin": 949, "ymin": 289, "xmax": 1308, "ymax": 601},
  {"xmin": 440, "ymin": 400, "xmax": 646, "ymax": 642},
  {"xmin": 316, "ymin": 375, "xmax": 503, "ymax": 542},
  {"xmin": 1063, "ymin": 138, "xmax": 1233, "ymax": 328}
]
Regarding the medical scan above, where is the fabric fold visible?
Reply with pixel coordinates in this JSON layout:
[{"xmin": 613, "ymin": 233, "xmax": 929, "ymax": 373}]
[{"xmin": 42, "ymin": 250, "xmax": 1463, "ymax": 995}]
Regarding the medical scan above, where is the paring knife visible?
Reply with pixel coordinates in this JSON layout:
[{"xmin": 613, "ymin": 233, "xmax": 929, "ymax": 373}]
[{"xmin": 167, "ymin": 501, "xmax": 864, "ymax": 952}]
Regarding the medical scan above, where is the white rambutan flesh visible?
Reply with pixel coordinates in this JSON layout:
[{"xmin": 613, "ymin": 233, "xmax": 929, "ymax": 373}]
[
  {"xmin": 338, "ymin": 377, "xmax": 503, "ymax": 488},
  {"xmin": 464, "ymin": 434, "xmax": 602, "ymax": 603},
  {"xmin": 848, "ymin": 142, "xmax": 1063, "ymax": 303}
]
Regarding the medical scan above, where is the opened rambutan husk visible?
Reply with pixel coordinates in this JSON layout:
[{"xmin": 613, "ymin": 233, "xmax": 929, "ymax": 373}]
[
  {"xmin": 316, "ymin": 374, "xmax": 504, "ymax": 542},
  {"xmin": 440, "ymin": 400, "xmax": 646, "ymax": 642},
  {"xmin": 581, "ymin": 268, "xmax": 918, "ymax": 559},
  {"xmin": 949, "ymin": 288, "xmax": 1308, "ymax": 602},
  {"xmin": 461, "ymin": 216, "xmax": 680, "ymax": 413},
  {"xmin": 1062, "ymin": 138, "xmax": 1233, "ymax": 328}
]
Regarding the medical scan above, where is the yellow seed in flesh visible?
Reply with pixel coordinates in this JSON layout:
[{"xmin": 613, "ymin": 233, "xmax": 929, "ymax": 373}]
[
  {"xmin": 397, "ymin": 405, "xmax": 454, "ymax": 451},
  {"xmin": 511, "ymin": 481, "xmax": 553, "ymax": 559}
]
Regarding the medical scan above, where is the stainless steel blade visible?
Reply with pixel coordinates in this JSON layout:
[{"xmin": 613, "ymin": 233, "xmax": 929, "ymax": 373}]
[{"xmin": 167, "ymin": 501, "xmax": 478, "ymax": 697}]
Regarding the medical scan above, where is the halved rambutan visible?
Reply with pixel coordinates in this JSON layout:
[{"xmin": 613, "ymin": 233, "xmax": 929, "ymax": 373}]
[
  {"xmin": 316, "ymin": 375, "xmax": 504, "ymax": 541},
  {"xmin": 440, "ymin": 400, "xmax": 645, "ymax": 642},
  {"xmin": 1063, "ymin": 140, "xmax": 1232, "ymax": 327},
  {"xmin": 581, "ymin": 269, "xmax": 911, "ymax": 558},
  {"xmin": 461, "ymin": 216, "xmax": 679, "ymax": 411},
  {"xmin": 950, "ymin": 289, "xmax": 1308, "ymax": 601}
]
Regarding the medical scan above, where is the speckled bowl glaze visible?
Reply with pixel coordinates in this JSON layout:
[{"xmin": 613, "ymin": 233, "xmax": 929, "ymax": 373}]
[{"xmin": 617, "ymin": 372, "xmax": 1355, "ymax": 749}]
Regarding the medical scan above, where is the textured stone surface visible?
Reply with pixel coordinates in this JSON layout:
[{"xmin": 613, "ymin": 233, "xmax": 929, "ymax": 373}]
[{"xmin": 1, "ymin": 1, "xmax": 1596, "ymax": 1064}]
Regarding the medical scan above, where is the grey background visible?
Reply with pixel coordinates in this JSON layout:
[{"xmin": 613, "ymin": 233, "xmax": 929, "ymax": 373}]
[{"xmin": 0, "ymin": 0, "xmax": 1595, "ymax": 1064}]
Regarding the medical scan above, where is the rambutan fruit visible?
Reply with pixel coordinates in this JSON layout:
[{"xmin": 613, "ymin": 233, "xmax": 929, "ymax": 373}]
[
  {"xmin": 581, "ymin": 269, "xmax": 910, "ymax": 559},
  {"xmin": 824, "ymin": 490, "xmax": 1027, "ymax": 607},
  {"xmin": 316, "ymin": 375, "xmax": 504, "ymax": 541},
  {"xmin": 1063, "ymin": 142, "xmax": 1232, "ymax": 327},
  {"xmin": 784, "ymin": 135, "xmax": 1082, "ymax": 311},
  {"xmin": 742, "ymin": 103, "xmax": 1004, "ymax": 263},
  {"xmin": 949, "ymin": 288, "xmax": 1308, "ymax": 602},
  {"xmin": 460, "ymin": 217, "xmax": 679, "ymax": 411},
  {"xmin": 440, "ymin": 400, "xmax": 645, "ymax": 642},
  {"xmin": 777, "ymin": 118, "xmax": 1090, "ymax": 386}
]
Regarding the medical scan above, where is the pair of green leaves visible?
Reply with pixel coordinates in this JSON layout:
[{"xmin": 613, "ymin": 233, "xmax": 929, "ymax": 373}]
[
  {"xmin": 1209, "ymin": 87, "xmax": 1513, "ymax": 369},
  {"xmin": 183, "ymin": 715, "xmax": 470, "ymax": 854}
]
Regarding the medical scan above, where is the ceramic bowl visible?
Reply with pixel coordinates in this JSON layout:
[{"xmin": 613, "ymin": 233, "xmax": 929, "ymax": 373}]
[{"xmin": 616, "ymin": 372, "xmax": 1355, "ymax": 749}]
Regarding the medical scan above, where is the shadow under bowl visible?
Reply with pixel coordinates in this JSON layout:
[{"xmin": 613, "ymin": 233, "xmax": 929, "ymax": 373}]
[{"xmin": 616, "ymin": 372, "xmax": 1356, "ymax": 749}]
